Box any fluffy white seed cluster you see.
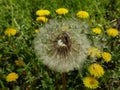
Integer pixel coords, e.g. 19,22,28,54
34,18,90,73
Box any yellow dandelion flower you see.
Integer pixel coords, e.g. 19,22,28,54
35,29,40,33
56,8,68,15
36,9,50,16
15,60,25,67
76,11,89,19
106,28,119,37
88,47,101,58
36,16,48,23
4,28,17,36
6,72,19,82
102,52,112,62
92,28,102,34
88,63,105,78
83,76,99,89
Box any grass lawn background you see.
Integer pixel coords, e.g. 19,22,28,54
0,0,120,90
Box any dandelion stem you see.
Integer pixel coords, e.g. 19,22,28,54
62,72,66,90
54,73,59,90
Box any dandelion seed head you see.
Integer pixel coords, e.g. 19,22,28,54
34,19,90,72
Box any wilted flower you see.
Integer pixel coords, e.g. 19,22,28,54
88,63,105,78
106,28,119,37
83,76,99,89
88,47,101,58
102,52,112,62
92,28,102,34
36,9,50,16
34,19,90,72
15,60,25,67
36,16,48,23
76,11,89,19
6,72,19,82
4,28,17,36
56,8,68,15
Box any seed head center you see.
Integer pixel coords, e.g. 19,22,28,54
53,32,72,57
57,39,67,47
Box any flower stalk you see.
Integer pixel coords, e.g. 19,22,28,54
62,72,66,90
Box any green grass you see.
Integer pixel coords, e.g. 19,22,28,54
0,0,120,90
